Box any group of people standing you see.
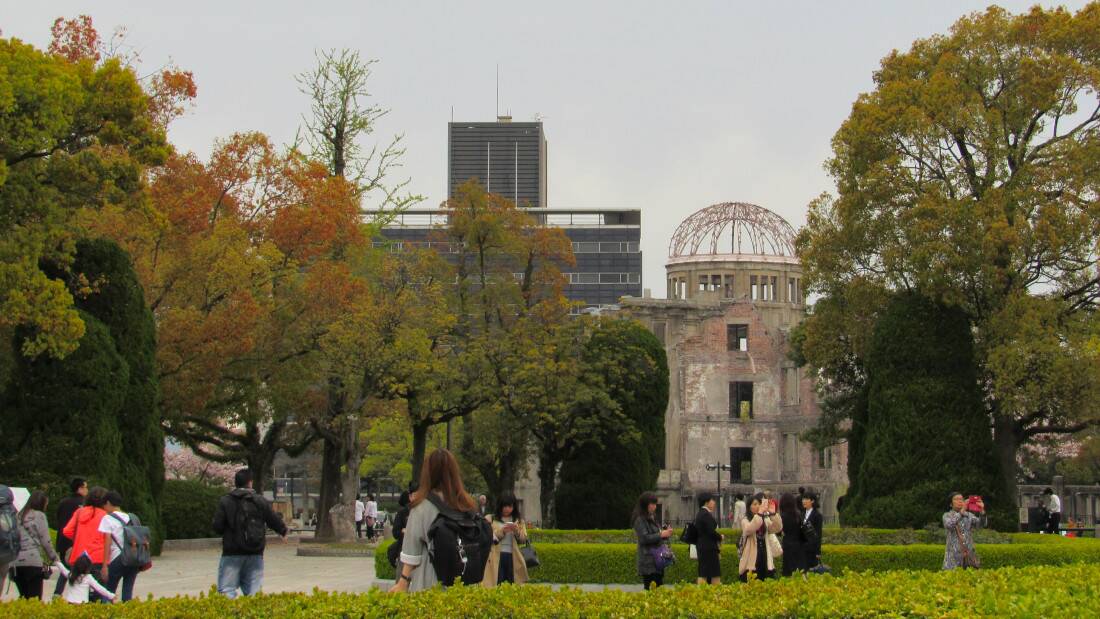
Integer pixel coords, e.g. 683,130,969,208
633,489,824,588
1,478,144,604
354,494,378,541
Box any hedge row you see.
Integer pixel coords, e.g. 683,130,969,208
9,563,1100,617
527,526,1014,545
375,540,1100,583
161,479,225,539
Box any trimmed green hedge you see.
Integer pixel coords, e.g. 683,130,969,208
527,526,1013,545
376,539,1100,583
8,563,1100,617
162,479,225,539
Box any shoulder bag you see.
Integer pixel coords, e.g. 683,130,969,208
954,524,980,569
520,539,540,569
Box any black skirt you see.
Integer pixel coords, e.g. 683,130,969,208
697,546,721,579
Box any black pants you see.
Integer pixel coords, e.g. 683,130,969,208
497,551,515,584
642,572,664,589
1045,512,1061,534
356,520,363,538
12,566,45,600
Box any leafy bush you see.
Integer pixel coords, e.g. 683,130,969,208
376,539,1100,583
11,563,1097,617
161,479,226,539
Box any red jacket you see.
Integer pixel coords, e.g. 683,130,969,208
62,506,107,564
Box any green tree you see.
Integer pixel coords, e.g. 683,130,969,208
555,318,669,529
1,310,126,490
67,238,166,549
0,35,168,358
295,48,421,539
842,292,1009,529
795,4,1100,500
1,239,166,546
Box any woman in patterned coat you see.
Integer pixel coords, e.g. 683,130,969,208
943,491,983,570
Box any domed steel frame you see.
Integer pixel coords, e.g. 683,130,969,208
669,202,797,259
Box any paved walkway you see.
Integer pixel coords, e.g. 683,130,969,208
2,544,646,602
1,544,377,602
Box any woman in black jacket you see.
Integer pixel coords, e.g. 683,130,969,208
694,492,723,584
801,492,824,569
632,492,672,589
778,492,804,576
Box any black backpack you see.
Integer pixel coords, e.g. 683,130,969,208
232,493,267,553
0,485,20,564
679,521,698,545
426,494,493,586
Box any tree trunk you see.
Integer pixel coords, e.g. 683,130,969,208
411,421,430,483
538,450,559,529
992,414,1021,505
246,448,277,497
315,435,342,539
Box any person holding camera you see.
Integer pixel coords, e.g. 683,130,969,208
632,492,673,589
739,492,782,582
943,491,983,570
694,492,724,584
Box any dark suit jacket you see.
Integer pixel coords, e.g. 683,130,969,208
802,508,824,561
54,494,83,554
694,508,721,554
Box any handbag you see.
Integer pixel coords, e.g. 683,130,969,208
954,524,980,569
801,519,819,545
520,540,540,569
649,543,676,571
689,544,698,560
766,532,783,558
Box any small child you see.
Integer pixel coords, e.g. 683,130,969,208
56,553,119,604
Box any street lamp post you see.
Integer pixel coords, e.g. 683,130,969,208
705,462,733,527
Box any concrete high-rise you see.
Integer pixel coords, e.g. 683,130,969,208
448,118,547,208
380,117,642,312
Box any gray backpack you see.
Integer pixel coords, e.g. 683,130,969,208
0,485,20,564
110,512,152,567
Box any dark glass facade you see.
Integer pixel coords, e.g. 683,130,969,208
378,208,642,311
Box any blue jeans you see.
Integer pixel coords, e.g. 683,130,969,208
217,555,264,598
107,556,140,601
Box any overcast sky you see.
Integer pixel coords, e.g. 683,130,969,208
4,1,1089,297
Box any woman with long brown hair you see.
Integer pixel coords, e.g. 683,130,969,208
390,449,478,592
11,490,60,599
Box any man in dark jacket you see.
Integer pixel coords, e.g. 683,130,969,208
52,477,87,598
212,469,288,598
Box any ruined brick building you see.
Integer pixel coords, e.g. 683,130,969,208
618,202,848,525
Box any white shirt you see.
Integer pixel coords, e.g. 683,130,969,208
803,508,814,524
98,511,131,564
732,501,746,524
365,500,378,519
1048,494,1062,514
354,500,365,521
56,562,114,603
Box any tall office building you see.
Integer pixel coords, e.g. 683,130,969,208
449,118,547,208
381,117,642,311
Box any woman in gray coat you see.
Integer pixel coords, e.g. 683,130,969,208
943,491,983,570
632,492,672,589
12,490,61,599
